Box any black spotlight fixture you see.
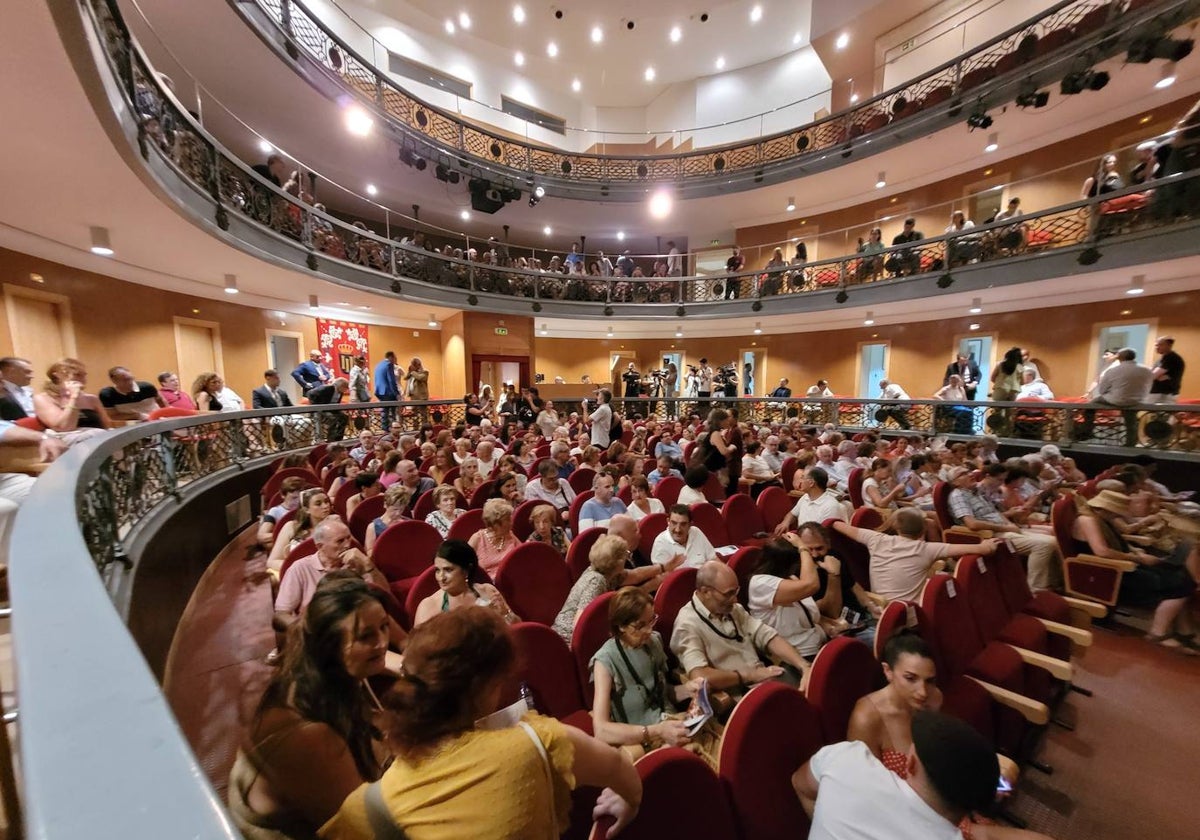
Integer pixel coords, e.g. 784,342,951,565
528,185,545,207
390,280,403,294
1015,89,1050,108
840,142,853,159
1128,36,1193,63
1060,69,1109,94
467,294,479,306
966,101,993,130
1077,246,1102,265
751,300,763,312
675,305,686,317
434,163,460,184
603,305,614,317
937,273,954,289
532,301,542,312
400,148,426,171
835,289,849,304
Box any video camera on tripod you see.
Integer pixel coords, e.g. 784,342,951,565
713,363,739,396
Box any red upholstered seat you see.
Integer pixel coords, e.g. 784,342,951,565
280,537,315,581
654,567,698,655
306,443,327,468
372,520,441,606
261,467,321,503
756,486,793,532
511,498,542,540
779,457,799,493
717,683,825,840
568,489,595,537
569,468,597,494
445,507,485,543
847,467,866,509
1051,495,1130,606
571,590,616,705
566,527,605,583
826,517,872,592
873,600,916,661
726,546,761,608
617,483,633,505
404,566,438,625
347,494,385,544
806,636,885,742
331,480,357,518
494,542,573,627
993,545,1074,629
591,748,737,840
931,481,955,532
701,472,725,503
410,488,435,522
274,507,297,533
468,480,494,509
509,622,588,723
849,506,883,530
689,503,730,548
722,494,766,546
653,475,684,508
637,512,668,562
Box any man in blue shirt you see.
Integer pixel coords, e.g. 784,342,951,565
647,454,683,488
373,350,399,428
291,349,331,395
578,473,627,531
653,430,683,465
564,243,584,272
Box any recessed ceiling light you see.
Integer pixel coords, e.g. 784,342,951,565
514,51,525,66
1139,114,1153,124
1127,275,1145,295
863,311,875,326
1156,62,1177,89
571,78,581,92
308,295,319,309
607,327,614,336
969,323,981,331
835,32,849,50
258,138,272,153
648,189,672,219
616,231,625,241
365,184,378,196
428,315,439,327
984,132,998,153
343,104,373,136
675,328,684,337
591,26,604,44
669,25,682,43
512,4,525,24
544,225,553,235
1120,309,1132,315
750,5,763,23
89,226,114,256
444,19,455,35
850,92,859,104
715,55,726,70
644,66,656,82
547,41,558,57
875,171,887,189
969,297,982,314
539,326,548,335
223,274,238,294
786,197,795,211
460,210,470,220
458,11,471,29
753,323,763,334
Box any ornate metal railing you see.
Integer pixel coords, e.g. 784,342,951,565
237,0,1200,197
607,396,1200,453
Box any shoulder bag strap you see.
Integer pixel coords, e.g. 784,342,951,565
518,720,559,831
364,780,409,840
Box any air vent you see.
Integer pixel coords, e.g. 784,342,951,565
500,96,566,135
387,52,472,99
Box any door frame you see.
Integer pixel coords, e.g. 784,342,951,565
738,347,766,397
471,354,530,394
264,328,304,370
1088,317,1159,387
855,339,891,398
173,316,225,378
951,330,998,392
3,283,77,359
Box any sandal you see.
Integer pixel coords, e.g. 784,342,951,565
1175,633,1200,652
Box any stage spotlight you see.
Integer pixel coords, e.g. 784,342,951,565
1077,246,1101,265
1060,69,1109,94
434,163,460,184
1128,36,1193,63
937,273,955,289
966,103,993,130
835,289,848,304
528,184,546,207
400,148,427,170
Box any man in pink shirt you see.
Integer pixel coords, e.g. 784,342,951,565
273,517,387,628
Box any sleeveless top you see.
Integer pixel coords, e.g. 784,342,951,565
695,432,726,472
77,408,105,428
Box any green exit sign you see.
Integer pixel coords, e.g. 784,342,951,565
494,327,509,336
710,239,720,245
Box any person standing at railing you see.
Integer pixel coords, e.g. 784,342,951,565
724,246,745,299
1150,336,1184,404
1077,348,1153,447
942,354,981,401
989,347,1024,401
622,362,642,399
373,351,400,429
292,349,332,396
877,380,912,430
309,378,351,441
887,218,923,277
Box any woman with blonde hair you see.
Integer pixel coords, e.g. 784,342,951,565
453,455,485,500
552,535,629,643
468,498,520,576
364,483,412,555
192,371,225,412
33,357,112,444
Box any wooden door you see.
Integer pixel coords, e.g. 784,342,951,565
4,286,74,375
174,318,223,389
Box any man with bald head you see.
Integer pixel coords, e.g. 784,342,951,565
670,560,812,699
397,459,434,513
608,514,679,592
273,517,387,629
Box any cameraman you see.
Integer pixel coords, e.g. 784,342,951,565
622,362,642,399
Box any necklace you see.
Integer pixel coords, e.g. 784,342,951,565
486,529,509,551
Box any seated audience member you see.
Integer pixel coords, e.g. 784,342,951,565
608,514,677,591
98,366,165,422
749,538,842,661
394,459,435,509
1074,488,1197,652
268,488,336,572
826,441,860,492
191,371,226,412
256,476,306,549
453,455,486,500
677,465,710,507
946,466,1063,592
424,484,465,538
627,476,666,522
347,430,375,464
551,440,577,479
319,609,641,839
274,519,389,630
409,540,517,628
377,452,404,489
671,561,812,699
345,472,382,520
468,498,521,576
452,437,472,465
328,459,360,499
363,484,412,555
740,440,780,497
322,444,351,481
228,575,390,838
34,357,113,444
426,447,453,485
863,458,909,509
829,510,997,604
761,435,786,474
552,535,629,643
0,356,34,420
528,503,570,556
524,458,576,524
794,711,1010,840
774,467,847,535
475,440,499,478
1016,369,1054,401
654,430,684,463
156,371,196,411
651,504,718,569
0,419,66,562
647,454,683,488
579,472,629,531
490,471,524,505
591,586,703,755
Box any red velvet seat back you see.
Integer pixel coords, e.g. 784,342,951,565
468,480,495,509
445,507,485,543
572,590,616,705
779,457,799,493
849,506,883,530
347,494,386,544
805,636,885,742
755,486,792,532
717,683,824,840
932,481,955,531
569,468,597,494
726,546,761,608
689,503,730,548
306,443,327,468
568,490,595,537
592,749,737,840
509,622,586,720
873,601,919,662
404,566,438,625
722,494,764,544
654,567,698,652
494,542,574,627
280,537,316,581
653,476,684,508
372,520,441,581
847,467,866,509
701,472,725,503
261,467,320,503
919,574,983,678
410,488,436,522
1050,495,1079,558
331,480,357,519
565,527,605,583
826,519,872,592
637,512,668,561
953,553,1014,645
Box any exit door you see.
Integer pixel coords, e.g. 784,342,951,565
859,343,888,399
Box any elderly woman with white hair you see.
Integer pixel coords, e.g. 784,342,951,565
552,535,629,643
453,455,485,500
468,498,521,576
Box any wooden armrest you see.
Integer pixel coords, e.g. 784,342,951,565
1060,595,1106,620
1033,617,1093,647
967,677,1050,726
0,444,49,476
945,526,989,540
1072,552,1137,573
1007,645,1073,681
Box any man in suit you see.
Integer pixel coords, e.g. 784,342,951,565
943,354,982,400
0,357,35,420
291,349,331,395
308,377,350,441
374,350,400,429
252,369,294,446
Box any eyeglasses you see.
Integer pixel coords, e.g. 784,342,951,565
707,585,741,599
627,614,659,632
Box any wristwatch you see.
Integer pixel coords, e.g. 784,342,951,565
641,726,653,751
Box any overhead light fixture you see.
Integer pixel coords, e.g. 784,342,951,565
875,171,886,189
343,104,373,136
308,295,319,309
644,66,656,82
863,311,875,326
1128,35,1193,63
399,148,426,170
257,138,272,153
969,297,982,314
714,55,726,70
571,78,582,92
675,327,684,337
444,19,456,35
591,26,603,44
750,5,763,23
543,225,553,235
512,4,525,24
539,324,548,336
835,32,849,50
528,185,544,207
428,314,439,327
460,209,470,221
1015,84,1050,108
1127,275,1145,295
648,188,672,219
966,103,993,129
969,323,981,331
850,92,859,104
514,51,525,66
223,274,238,294
786,197,796,211
434,163,460,184
753,323,763,334
457,11,471,29
1060,69,1109,94
607,326,614,336
366,184,378,196
984,132,998,153
547,41,558,58
669,25,682,43
1157,62,1177,89
616,231,625,241
89,226,113,256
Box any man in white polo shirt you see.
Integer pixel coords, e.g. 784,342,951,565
650,504,717,569
773,467,849,535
